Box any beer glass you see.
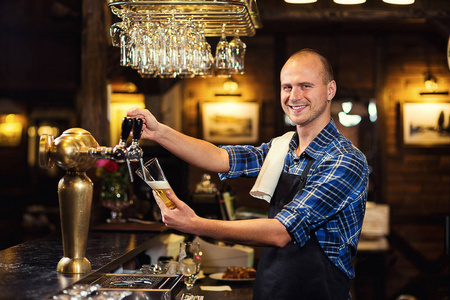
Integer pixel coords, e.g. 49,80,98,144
135,158,177,209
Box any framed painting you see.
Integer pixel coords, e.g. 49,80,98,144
201,101,259,144
401,101,450,147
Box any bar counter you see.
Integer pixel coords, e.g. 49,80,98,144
0,224,254,300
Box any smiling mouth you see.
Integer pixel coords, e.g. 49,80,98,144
289,105,307,111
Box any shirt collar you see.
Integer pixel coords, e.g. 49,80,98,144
289,119,339,160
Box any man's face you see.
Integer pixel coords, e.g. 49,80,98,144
280,54,336,129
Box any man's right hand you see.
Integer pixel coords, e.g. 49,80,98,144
126,108,161,142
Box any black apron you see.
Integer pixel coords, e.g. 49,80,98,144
253,159,351,300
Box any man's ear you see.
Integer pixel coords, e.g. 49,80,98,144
327,80,337,101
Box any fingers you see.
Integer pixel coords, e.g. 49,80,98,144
165,190,183,208
152,190,166,211
153,190,173,227
126,107,146,117
127,109,148,125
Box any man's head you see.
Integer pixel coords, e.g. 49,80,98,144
288,49,334,84
280,49,337,130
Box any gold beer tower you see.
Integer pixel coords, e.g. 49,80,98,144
38,118,145,274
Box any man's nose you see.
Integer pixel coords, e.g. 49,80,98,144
291,86,303,100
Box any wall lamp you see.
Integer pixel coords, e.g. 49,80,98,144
424,74,438,93
215,76,241,97
420,74,449,96
223,76,239,93
285,0,414,4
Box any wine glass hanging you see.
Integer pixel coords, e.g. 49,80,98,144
111,18,246,78
106,0,260,78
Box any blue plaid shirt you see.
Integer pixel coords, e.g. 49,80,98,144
219,120,369,278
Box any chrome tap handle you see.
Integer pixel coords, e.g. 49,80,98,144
116,117,134,181
127,118,143,161
128,118,144,161
128,118,146,182
112,117,133,162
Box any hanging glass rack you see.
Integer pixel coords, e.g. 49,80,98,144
106,0,262,37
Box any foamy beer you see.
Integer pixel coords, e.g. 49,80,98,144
136,158,177,209
146,180,176,209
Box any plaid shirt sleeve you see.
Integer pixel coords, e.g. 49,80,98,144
218,142,271,180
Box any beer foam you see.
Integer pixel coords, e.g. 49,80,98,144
147,180,171,190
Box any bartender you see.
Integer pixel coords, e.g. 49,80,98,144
127,48,369,300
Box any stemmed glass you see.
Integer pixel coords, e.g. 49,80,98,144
110,22,124,47
229,29,246,75
110,13,220,78
178,242,202,298
214,24,231,77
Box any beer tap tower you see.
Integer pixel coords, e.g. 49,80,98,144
39,117,145,274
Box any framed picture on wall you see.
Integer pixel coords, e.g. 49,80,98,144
201,101,259,144
401,101,450,147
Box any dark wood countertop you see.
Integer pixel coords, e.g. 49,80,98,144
0,223,254,300
0,227,163,300
0,219,386,300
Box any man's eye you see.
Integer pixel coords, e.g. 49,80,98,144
283,86,292,92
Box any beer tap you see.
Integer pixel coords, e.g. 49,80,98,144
38,116,147,274
112,117,134,163
113,117,134,181
127,117,146,182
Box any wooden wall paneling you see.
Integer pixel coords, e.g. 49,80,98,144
78,0,109,146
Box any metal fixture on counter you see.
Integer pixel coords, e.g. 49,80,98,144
106,0,262,78
39,117,145,274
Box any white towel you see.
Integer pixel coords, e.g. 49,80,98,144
250,131,295,203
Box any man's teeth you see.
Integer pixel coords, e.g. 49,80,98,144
291,105,306,109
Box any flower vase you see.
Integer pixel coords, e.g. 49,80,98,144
100,182,130,223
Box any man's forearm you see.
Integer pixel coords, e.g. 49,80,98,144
153,123,230,173
191,217,292,248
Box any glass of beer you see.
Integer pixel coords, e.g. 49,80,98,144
135,158,176,209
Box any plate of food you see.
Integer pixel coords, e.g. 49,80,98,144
209,267,256,282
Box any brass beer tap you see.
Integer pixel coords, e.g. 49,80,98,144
39,117,144,274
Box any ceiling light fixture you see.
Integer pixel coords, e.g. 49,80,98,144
285,0,414,4
285,0,317,3
382,0,414,4
333,0,366,4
